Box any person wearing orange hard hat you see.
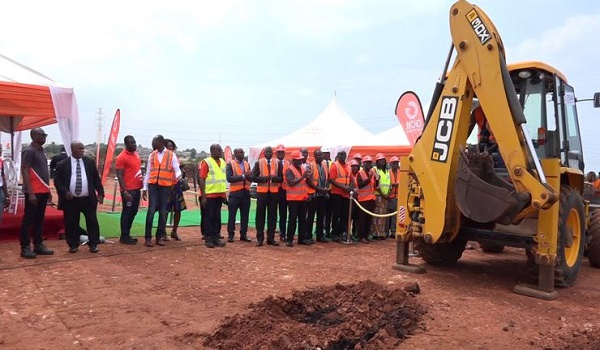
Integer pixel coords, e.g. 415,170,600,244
320,146,333,239
372,153,390,240
351,153,362,168
285,150,311,247
387,156,400,237
355,155,377,243
306,149,330,243
275,144,288,242
329,150,351,242
251,146,283,246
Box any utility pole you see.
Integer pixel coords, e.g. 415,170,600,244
95,108,104,168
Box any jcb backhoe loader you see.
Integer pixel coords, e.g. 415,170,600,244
393,0,600,300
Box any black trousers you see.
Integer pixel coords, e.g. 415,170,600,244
331,194,349,239
120,189,141,240
306,196,326,240
63,196,100,248
324,193,333,236
20,193,49,248
200,202,206,237
356,200,375,239
287,200,307,243
255,192,278,242
227,191,251,239
205,197,224,239
278,189,287,238
145,184,170,239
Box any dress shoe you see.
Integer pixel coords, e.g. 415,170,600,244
20,247,37,259
299,240,312,245
366,237,375,242
119,237,138,245
227,238,235,243
89,246,99,253
205,240,215,248
240,237,252,242
316,238,329,243
213,239,226,247
170,232,182,241
69,246,79,253
256,241,264,247
359,238,370,244
307,239,315,245
161,235,170,241
34,244,54,255
267,240,279,246
286,241,293,247
280,235,286,242
155,239,166,246
332,236,341,243
144,239,154,247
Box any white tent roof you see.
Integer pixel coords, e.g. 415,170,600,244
257,97,375,148
370,125,410,146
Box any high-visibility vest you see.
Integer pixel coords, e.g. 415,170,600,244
307,160,329,195
349,172,358,199
357,169,376,202
148,150,175,186
474,106,495,142
377,168,390,196
204,157,227,194
256,158,279,193
286,165,308,201
389,169,399,199
228,160,251,192
280,159,289,190
330,161,349,197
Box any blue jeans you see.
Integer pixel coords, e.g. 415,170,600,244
121,189,141,240
145,184,170,240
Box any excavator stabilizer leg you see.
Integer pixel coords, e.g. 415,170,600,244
513,265,558,300
392,240,426,274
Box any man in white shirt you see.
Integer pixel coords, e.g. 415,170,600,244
142,135,182,247
54,141,104,253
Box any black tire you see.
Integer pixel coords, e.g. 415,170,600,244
479,242,505,253
587,209,600,268
415,237,467,266
554,186,586,287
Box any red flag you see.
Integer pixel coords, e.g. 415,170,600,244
395,91,425,146
101,109,121,186
224,145,233,162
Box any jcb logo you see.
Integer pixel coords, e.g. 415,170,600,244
466,9,491,45
431,96,458,163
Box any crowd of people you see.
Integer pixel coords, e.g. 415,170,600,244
3,127,403,258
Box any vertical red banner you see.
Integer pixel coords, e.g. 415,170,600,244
395,91,425,146
224,145,232,162
101,109,121,186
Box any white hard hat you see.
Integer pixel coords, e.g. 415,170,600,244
321,146,331,153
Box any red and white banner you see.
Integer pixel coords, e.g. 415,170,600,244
395,91,425,146
101,109,121,186
224,145,233,162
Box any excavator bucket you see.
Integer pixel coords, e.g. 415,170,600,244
455,148,522,223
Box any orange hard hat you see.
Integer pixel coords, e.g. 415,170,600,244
291,150,303,160
362,155,373,162
275,144,286,152
390,156,400,162
348,159,359,166
352,153,362,160
375,153,385,161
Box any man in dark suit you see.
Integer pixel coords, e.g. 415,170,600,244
54,141,104,253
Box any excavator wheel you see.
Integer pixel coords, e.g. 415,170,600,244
479,242,505,253
586,209,600,268
415,236,468,266
553,186,586,287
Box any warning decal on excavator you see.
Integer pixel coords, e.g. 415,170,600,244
431,96,458,163
466,9,491,45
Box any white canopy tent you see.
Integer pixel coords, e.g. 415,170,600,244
0,53,79,214
249,98,377,164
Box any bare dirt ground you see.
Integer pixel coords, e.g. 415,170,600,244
1,224,600,350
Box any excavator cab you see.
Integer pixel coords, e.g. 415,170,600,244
393,0,598,300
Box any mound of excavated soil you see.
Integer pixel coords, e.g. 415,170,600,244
203,280,425,350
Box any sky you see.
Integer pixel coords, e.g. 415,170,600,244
1,0,600,169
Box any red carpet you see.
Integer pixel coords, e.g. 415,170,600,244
0,206,65,241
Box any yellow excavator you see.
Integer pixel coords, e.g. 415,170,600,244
393,0,600,300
